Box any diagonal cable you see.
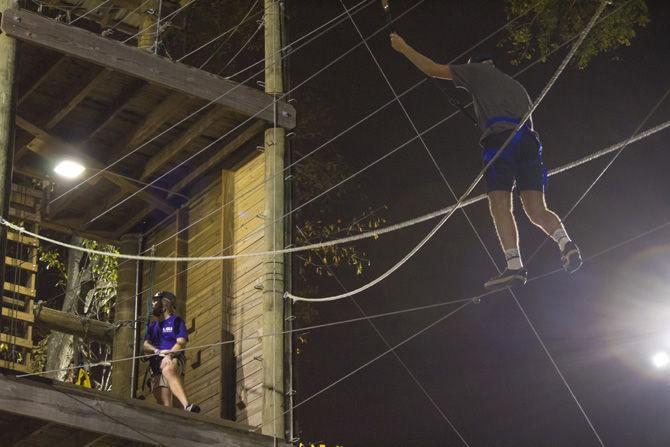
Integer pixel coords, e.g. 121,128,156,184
297,225,472,445
17,215,670,381
286,0,611,302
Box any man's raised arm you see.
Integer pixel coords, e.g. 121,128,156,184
390,32,453,80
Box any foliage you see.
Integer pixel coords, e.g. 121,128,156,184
501,0,649,68
36,239,119,387
39,246,67,288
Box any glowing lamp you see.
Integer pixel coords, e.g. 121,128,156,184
54,160,85,179
652,351,669,369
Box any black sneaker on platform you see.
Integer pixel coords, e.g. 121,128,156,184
185,403,201,413
484,268,527,291
561,241,582,274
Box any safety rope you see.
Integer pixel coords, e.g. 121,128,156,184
2,118,668,267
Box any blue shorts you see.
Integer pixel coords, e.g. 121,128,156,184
481,129,548,193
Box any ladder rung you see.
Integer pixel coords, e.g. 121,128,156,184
10,192,38,209
8,207,40,223
0,333,33,349
0,360,31,373
2,296,29,309
1,307,34,323
11,183,42,199
6,231,39,247
3,282,36,297
4,256,38,272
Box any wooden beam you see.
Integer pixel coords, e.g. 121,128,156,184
17,55,67,106
15,117,175,215
39,219,118,245
113,203,152,237
0,375,290,447
127,93,184,151
45,68,111,129
82,187,129,230
15,67,111,161
105,92,184,165
1,9,296,129
167,120,265,198
141,106,229,181
34,305,115,344
85,80,147,143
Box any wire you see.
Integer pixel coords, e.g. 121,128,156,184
122,0,197,44
285,0,609,302
186,0,261,67
3,118,668,265
16,215,670,380
68,0,113,25
216,19,264,76
116,0,633,267
48,0,377,207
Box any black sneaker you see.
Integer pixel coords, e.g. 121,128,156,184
561,241,582,273
185,403,201,413
484,268,527,290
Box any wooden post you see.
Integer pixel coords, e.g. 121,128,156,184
137,2,157,51
111,233,140,398
261,0,285,437
0,0,18,324
34,305,114,344
220,169,235,420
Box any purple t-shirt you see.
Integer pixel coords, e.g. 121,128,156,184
145,315,188,351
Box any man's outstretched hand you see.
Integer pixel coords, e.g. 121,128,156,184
390,32,408,53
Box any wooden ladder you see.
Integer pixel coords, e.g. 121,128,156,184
1,183,41,373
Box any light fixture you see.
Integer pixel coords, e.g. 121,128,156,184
54,160,85,179
652,351,669,369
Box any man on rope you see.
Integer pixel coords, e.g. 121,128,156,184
143,291,200,412
390,33,582,289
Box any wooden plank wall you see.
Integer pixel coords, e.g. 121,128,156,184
136,152,269,427
137,214,177,401
183,180,223,417
230,153,266,426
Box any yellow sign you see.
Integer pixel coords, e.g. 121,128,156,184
76,368,91,388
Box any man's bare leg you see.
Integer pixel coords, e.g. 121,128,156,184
488,191,519,252
161,358,189,408
153,386,172,407
520,190,582,272
519,190,562,236
484,191,528,289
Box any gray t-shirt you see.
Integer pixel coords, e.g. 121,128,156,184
450,63,534,142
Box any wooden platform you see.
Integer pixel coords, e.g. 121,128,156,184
0,374,291,447
0,7,294,240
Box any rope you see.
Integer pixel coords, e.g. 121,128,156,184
286,0,608,302
2,118,668,265
123,0,634,270
24,0,638,319
15,216,670,380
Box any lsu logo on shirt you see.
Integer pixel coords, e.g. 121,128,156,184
162,325,174,334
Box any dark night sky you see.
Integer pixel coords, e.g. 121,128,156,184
288,1,670,446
